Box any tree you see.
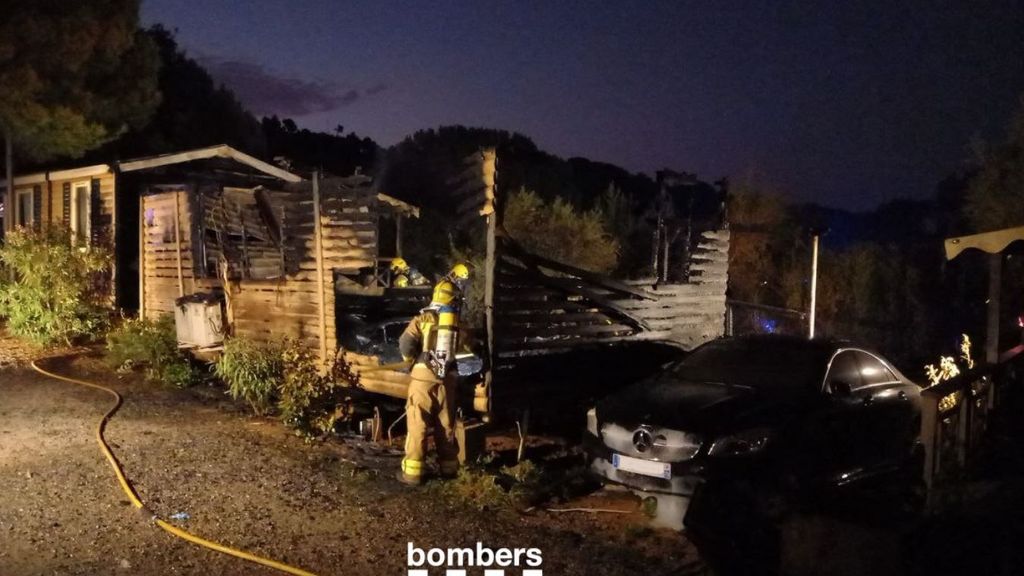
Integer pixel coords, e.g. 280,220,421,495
109,26,265,158
503,188,619,274
0,0,159,233
964,95,1024,232
726,175,794,305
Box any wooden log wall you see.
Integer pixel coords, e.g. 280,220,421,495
315,178,379,274
265,177,379,277
493,229,729,360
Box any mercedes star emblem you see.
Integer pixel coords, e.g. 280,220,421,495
632,427,654,452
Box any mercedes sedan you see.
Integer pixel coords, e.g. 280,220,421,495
583,335,924,527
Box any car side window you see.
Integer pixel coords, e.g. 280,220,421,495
854,351,898,386
825,351,864,395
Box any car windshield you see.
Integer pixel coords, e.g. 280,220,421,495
673,339,829,392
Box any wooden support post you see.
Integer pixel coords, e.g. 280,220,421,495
395,214,403,257
173,191,185,298
809,233,820,339
482,148,499,421
986,252,1001,364
138,197,146,319
313,171,328,369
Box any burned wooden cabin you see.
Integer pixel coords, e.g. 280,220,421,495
343,148,731,419
132,146,419,358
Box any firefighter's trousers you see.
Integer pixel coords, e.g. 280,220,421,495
401,363,459,480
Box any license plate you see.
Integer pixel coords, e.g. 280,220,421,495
612,453,672,480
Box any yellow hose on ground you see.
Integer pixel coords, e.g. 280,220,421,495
30,360,319,576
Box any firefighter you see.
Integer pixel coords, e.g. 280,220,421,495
390,257,429,288
390,257,412,288
397,263,471,485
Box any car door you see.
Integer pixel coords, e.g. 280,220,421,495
798,350,867,486
852,351,917,468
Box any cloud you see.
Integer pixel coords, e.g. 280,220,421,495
198,56,388,117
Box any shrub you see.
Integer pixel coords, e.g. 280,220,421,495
433,460,560,512
215,337,284,415
106,315,200,388
0,226,111,345
277,343,351,437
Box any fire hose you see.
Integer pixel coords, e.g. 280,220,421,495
30,360,319,576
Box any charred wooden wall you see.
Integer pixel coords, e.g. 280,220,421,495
140,182,377,355
493,229,728,359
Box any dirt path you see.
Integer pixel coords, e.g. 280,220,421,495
0,355,703,576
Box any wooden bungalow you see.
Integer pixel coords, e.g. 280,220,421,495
2,144,419,363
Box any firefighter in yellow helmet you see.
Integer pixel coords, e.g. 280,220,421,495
396,263,471,485
390,258,411,288
391,257,429,288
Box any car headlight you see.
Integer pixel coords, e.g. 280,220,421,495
707,428,773,457
586,407,599,437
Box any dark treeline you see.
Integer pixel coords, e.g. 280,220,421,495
13,22,1024,377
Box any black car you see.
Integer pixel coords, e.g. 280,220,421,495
339,314,484,376
583,335,923,525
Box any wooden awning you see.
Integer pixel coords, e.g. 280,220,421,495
945,226,1024,260
376,193,420,218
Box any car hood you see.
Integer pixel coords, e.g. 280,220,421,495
597,374,804,434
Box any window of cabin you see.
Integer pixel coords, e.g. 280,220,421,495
15,188,33,228
71,181,91,242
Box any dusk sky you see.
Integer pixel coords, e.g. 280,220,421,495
141,1,1024,210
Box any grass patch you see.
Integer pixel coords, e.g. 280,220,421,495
432,458,596,512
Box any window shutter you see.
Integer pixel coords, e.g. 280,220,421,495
32,185,42,231
90,178,102,245
62,182,71,225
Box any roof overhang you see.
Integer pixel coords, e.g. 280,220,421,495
0,164,111,188
377,193,420,218
118,144,302,183
945,226,1024,260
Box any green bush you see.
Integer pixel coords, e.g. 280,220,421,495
214,337,285,415
106,316,200,388
0,226,111,345
277,344,350,437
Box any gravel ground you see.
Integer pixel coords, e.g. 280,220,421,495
0,353,705,576
0,327,86,368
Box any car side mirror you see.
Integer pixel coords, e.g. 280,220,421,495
830,379,853,398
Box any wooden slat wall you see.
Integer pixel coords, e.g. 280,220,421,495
493,229,729,360
314,177,378,273
142,190,203,316
141,183,372,357
199,187,284,279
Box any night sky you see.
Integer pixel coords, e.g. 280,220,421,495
141,1,1024,210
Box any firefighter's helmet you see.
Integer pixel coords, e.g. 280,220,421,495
391,257,409,273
